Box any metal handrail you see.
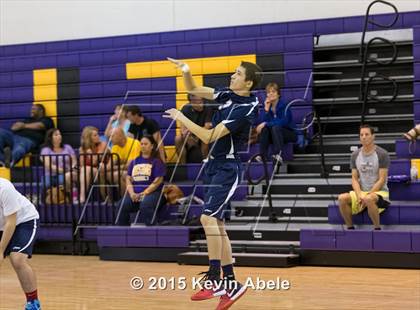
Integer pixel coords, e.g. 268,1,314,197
245,154,277,223
359,0,399,125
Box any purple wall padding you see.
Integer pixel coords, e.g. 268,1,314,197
300,229,336,250
414,27,420,44
414,45,420,62
0,11,418,58
97,226,127,247
415,64,420,82
415,82,420,101
126,227,157,247
373,231,412,252
284,52,313,70
403,12,420,28
414,102,420,120
315,18,344,34
389,159,411,176
287,20,315,35
284,70,312,88
335,230,373,251
395,140,420,158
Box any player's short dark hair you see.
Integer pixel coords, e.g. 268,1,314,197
360,124,375,134
125,105,142,117
240,61,262,91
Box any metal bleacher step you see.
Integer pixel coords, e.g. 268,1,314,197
313,75,413,86
230,216,328,224
312,94,413,105
273,172,351,179
247,194,339,200
318,114,413,123
177,251,300,267
313,56,413,68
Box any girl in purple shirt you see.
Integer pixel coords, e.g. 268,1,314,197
117,135,166,225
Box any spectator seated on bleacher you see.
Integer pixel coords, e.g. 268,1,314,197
117,135,166,226
338,125,390,230
0,104,54,168
175,94,213,163
125,105,166,163
79,126,109,204
106,127,141,197
40,128,77,193
255,82,297,165
102,104,131,146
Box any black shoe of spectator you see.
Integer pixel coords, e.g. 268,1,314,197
3,147,11,168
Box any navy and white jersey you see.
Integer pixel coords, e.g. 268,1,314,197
0,178,39,231
209,88,258,160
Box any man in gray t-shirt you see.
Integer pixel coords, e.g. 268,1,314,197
338,125,390,230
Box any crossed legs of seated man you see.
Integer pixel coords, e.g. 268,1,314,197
338,191,386,229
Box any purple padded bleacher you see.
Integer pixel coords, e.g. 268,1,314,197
328,204,403,225
335,230,373,251
412,231,420,252
97,226,190,248
37,226,73,241
389,182,420,200
127,227,157,247
373,231,412,252
300,229,420,253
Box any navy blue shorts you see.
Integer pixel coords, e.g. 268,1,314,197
1,219,39,259
202,160,241,220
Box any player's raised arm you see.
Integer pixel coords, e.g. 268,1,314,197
167,57,215,100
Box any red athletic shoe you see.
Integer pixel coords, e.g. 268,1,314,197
191,272,226,301
216,282,247,310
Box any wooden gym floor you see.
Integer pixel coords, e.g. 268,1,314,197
0,255,419,309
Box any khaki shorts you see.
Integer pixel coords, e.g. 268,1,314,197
349,190,390,215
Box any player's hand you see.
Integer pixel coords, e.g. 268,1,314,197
167,57,186,69
256,122,266,135
163,108,182,121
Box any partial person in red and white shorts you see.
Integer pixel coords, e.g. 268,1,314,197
0,177,41,310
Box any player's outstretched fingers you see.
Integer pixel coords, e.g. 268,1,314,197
163,108,180,120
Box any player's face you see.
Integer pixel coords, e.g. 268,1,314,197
52,130,62,146
230,66,252,91
360,128,374,146
140,138,153,156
